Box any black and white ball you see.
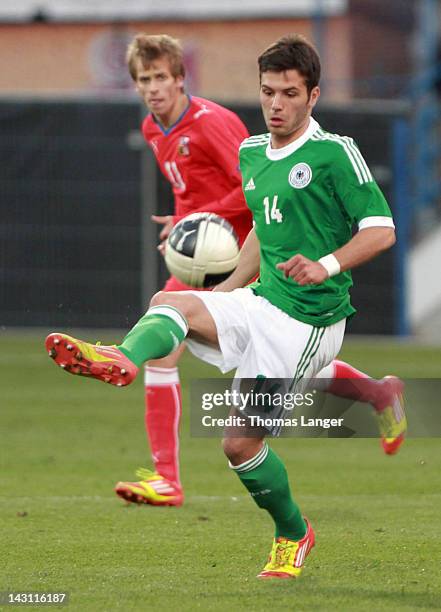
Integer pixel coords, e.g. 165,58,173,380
165,213,240,288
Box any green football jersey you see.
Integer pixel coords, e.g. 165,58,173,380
239,117,394,327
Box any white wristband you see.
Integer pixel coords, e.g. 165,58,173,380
318,254,341,278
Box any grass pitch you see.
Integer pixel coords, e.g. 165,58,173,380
1,332,441,611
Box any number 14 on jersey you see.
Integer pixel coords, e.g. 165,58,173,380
263,196,283,224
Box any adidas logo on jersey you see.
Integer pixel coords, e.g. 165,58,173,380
245,177,256,191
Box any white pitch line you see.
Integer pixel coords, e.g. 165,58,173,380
1,495,246,503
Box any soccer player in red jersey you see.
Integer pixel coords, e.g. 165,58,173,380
107,34,406,508
114,34,252,506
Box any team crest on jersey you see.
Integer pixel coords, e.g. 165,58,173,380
289,163,312,189
178,136,191,156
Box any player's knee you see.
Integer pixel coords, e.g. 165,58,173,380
149,291,185,310
149,291,201,323
222,436,266,466
222,437,239,463
149,291,167,307
222,437,248,464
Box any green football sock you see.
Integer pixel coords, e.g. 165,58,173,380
231,444,307,540
117,305,188,367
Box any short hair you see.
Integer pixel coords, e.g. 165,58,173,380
258,34,321,94
126,33,185,81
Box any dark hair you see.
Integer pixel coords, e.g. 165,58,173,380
258,34,321,94
126,33,185,81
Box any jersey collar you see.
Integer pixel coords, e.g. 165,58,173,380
153,95,192,136
265,117,320,161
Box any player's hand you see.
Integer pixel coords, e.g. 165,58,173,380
157,241,166,257
151,215,174,241
276,254,329,285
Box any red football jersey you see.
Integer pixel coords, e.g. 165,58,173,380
142,96,252,246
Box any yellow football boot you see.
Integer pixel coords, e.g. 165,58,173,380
46,332,138,387
115,468,183,507
258,518,315,579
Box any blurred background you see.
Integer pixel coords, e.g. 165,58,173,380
1,0,440,340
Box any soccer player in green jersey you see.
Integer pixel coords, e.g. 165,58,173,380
45,34,406,579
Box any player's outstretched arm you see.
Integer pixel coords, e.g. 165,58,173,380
214,228,260,292
277,226,395,286
331,226,396,272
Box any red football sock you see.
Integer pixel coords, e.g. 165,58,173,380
144,366,182,488
326,359,383,407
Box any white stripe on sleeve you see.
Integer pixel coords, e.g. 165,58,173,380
358,216,395,230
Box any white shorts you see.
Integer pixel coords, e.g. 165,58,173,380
185,288,345,385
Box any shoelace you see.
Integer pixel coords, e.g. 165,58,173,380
377,408,402,437
274,541,295,566
136,467,157,481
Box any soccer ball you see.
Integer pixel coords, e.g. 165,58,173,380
165,212,240,288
